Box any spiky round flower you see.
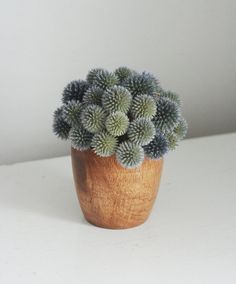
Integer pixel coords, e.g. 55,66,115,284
91,131,118,157
174,117,188,139
83,86,104,106
92,70,119,90
143,133,168,159
62,80,88,104
52,107,71,139
130,94,156,120
81,105,106,133
127,118,155,146
166,133,178,151
160,90,181,107
86,68,104,84
116,141,144,169
142,72,160,93
102,86,132,113
105,111,129,136
114,67,135,83
70,125,93,151
152,98,180,133
62,101,82,126
123,72,159,96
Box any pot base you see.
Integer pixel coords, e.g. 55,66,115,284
84,216,147,230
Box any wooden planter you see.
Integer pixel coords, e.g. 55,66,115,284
71,147,163,229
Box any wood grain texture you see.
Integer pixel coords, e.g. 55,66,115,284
71,148,163,229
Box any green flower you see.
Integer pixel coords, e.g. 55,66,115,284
152,97,180,133
116,141,144,169
114,67,135,83
62,80,88,103
70,125,93,150
86,68,104,84
81,105,106,133
92,70,118,90
123,72,159,96
174,117,188,139
102,86,132,113
105,111,129,136
159,90,181,107
127,118,155,146
130,94,156,119
166,133,178,151
62,101,82,126
83,86,104,106
52,107,71,140
91,131,118,157
143,133,168,159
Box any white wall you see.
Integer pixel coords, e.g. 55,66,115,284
0,0,236,165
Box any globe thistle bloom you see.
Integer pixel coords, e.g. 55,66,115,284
70,125,93,151
62,100,82,126
81,105,107,133
174,117,188,140
52,107,71,139
130,94,156,120
143,133,168,159
105,111,129,136
62,80,88,103
160,90,181,107
152,97,180,133
83,86,104,106
86,68,104,84
102,86,132,113
91,131,118,157
114,67,135,83
92,69,119,90
127,118,155,146
116,141,144,169
123,72,159,96
166,133,178,151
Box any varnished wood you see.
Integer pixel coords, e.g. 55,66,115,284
71,148,163,229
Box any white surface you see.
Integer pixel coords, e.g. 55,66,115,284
0,134,236,284
1,0,236,164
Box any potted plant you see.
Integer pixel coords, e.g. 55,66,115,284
52,67,187,229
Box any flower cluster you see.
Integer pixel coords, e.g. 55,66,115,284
53,67,187,169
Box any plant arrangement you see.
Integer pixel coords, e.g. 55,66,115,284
53,67,187,169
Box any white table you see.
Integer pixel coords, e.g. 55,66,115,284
0,133,236,284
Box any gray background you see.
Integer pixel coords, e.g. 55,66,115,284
0,0,235,165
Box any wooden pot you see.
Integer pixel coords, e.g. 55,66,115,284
71,147,163,229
